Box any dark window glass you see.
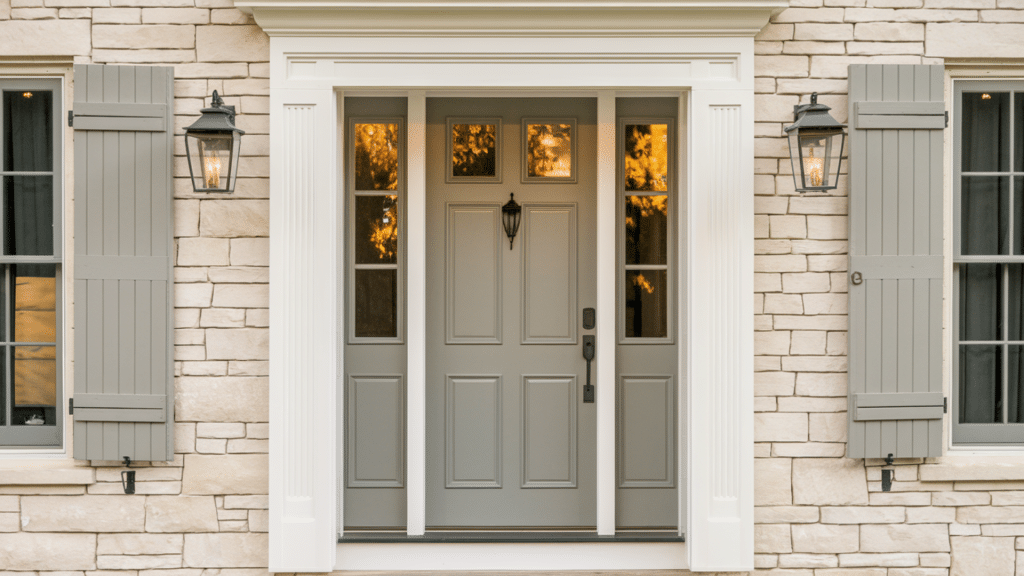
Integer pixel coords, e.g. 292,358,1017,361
959,264,1002,342
3,176,54,256
625,195,668,265
959,345,1003,424
354,195,398,265
962,91,1010,173
625,270,667,338
961,177,1010,255
12,345,55,427
1011,346,1024,424
451,124,497,177
1016,177,1024,255
1016,92,1024,172
355,269,397,338
1011,265,1024,341
12,264,56,344
3,90,53,173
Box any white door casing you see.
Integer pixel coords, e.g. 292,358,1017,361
235,0,782,571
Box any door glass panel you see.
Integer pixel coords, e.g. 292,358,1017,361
526,122,572,178
959,264,1002,342
961,176,1010,255
625,195,668,265
624,124,668,192
354,269,397,338
354,123,399,191
962,91,1010,173
354,195,398,264
3,90,53,172
451,123,497,178
13,264,56,343
3,176,54,256
625,270,668,338
959,345,1003,423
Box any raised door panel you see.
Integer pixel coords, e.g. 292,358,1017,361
446,375,503,487
521,375,577,488
522,204,577,344
347,376,405,488
618,376,675,488
446,204,502,344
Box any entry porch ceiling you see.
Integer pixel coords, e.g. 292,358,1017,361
233,0,789,37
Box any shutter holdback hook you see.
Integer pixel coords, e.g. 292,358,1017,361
121,457,136,495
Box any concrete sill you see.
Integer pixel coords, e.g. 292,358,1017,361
920,463,1024,482
0,468,95,485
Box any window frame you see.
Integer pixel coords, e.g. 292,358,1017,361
952,79,1024,445
0,77,64,449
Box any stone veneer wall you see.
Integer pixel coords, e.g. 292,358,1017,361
1,0,1024,575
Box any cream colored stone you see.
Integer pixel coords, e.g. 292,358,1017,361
921,463,1024,481
1,468,94,485
93,24,194,49
196,423,245,438
175,376,268,423
142,7,207,23
222,495,268,509
227,439,267,453
207,267,268,283
174,200,200,238
781,355,847,372
246,422,269,438
22,496,144,532
0,512,18,531
774,315,847,331
795,372,845,396
230,360,269,376
803,293,847,314
175,284,213,308
199,200,268,237
183,533,268,568
211,285,268,308
97,534,183,556
793,459,868,505
855,21,925,39
756,55,810,77
756,506,819,524
793,22,854,39
205,328,268,360
991,491,1024,505
756,524,793,553
809,413,848,443
907,506,956,524
196,438,226,454
755,371,796,396
772,442,845,457
199,308,246,328
0,533,96,570
177,238,229,266
782,272,830,293
820,506,905,524
792,524,858,553
181,454,268,495
0,496,18,512
756,330,792,355
245,309,269,328
764,294,804,314
176,423,196,454
816,570,885,576
951,537,1014,576
861,524,950,552
790,330,826,355
0,19,87,55
777,553,839,568
958,506,1024,524
756,457,793,506
196,25,269,62
756,413,808,442
920,553,951,567
756,255,807,273
95,468,181,482
181,361,227,376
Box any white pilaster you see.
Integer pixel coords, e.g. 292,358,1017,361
406,92,427,536
269,84,339,572
686,86,755,572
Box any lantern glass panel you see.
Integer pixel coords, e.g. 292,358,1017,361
789,129,843,191
188,132,235,192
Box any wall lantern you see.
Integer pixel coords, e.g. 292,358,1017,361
184,90,245,193
784,92,846,193
502,193,521,249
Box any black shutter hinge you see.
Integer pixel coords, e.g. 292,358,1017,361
944,397,948,414
68,398,73,415
68,110,73,127
945,111,949,128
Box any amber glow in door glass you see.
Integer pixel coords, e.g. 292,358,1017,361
625,124,669,192
355,195,398,265
625,270,668,338
527,123,572,178
12,264,56,343
625,195,668,265
451,124,497,177
13,346,56,426
354,123,399,191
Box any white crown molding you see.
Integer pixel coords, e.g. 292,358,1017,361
235,0,787,37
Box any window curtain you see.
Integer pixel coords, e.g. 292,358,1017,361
959,92,1024,425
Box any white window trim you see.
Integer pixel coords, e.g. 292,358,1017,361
0,67,70,456
235,1,781,571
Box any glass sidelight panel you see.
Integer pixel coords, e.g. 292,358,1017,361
625,270,668,339
624,124,669,192
625,195,668,265
355,195,399,265
354,123,399,191
354,269,398,338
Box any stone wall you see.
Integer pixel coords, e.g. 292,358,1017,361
753,1,1024,575
1,0,1024,574
0,1,272,573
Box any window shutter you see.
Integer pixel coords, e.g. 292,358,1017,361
847,64,945,459
72,64,174,462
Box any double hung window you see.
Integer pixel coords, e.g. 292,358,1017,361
954,81,1024,444
0,79,62,448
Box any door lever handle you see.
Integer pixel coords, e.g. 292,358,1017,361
582,335,595,403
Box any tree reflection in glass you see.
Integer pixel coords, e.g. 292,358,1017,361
354,123,399,191
451,123,497,177
625,124,669,192
625,195,667,265
527,123,572,178
355,195,398,264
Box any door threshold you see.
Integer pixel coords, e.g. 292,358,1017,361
339,531,684,543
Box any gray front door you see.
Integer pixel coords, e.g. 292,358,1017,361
426,98,597,528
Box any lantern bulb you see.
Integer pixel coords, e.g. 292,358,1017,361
803,147,825,188
204,156,222,188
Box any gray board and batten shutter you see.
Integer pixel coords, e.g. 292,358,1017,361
72,64,174,461
847,64,945,459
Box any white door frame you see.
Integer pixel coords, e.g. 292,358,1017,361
240,1,780,571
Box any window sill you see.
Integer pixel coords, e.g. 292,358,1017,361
0,466,94,485
921,457,1024,482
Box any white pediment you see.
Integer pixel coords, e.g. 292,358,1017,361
235,0,788,37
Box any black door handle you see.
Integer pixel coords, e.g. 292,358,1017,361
583,335,595,403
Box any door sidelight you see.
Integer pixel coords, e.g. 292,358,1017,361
583,335,595,403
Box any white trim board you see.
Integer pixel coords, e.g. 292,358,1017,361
251,2,767,572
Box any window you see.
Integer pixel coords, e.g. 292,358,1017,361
954,81,1024,444
0,79,62,447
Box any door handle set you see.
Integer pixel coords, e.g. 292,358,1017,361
583,335,595,403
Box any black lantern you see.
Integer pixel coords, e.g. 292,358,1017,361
184,90,245,193
784,93,846,193
502,193,521,250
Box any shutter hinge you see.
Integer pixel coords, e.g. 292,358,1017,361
945,110,949,128
68,398,73,415
68,110,73,127
944,397,948,414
